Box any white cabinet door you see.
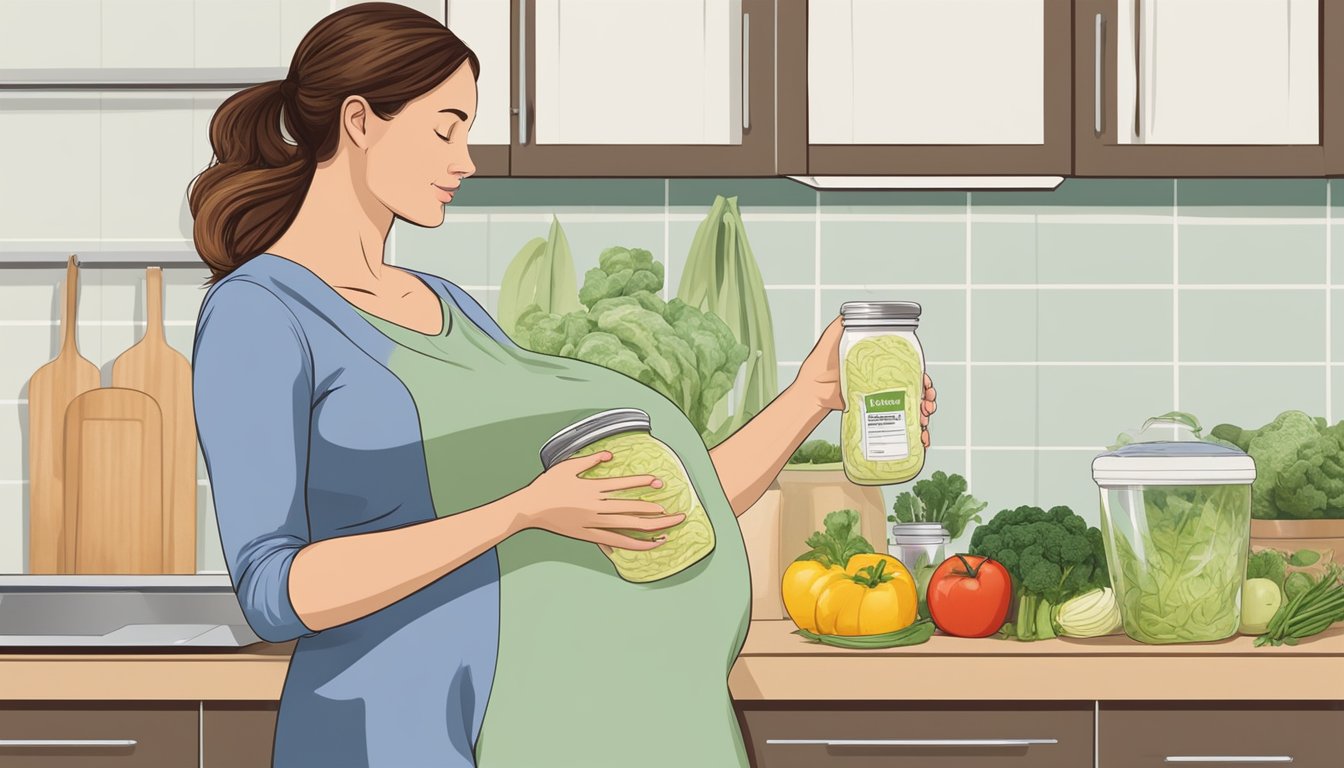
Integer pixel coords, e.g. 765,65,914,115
532,0,744,145
809,0,1045,145
448,0,511,146
1115,0,1318,145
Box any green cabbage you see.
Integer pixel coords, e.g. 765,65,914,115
570,430,715,583
840,334,924,485
1104,484,1250,644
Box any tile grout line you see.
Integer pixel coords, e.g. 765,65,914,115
1173,179,1180,411
814,191,821,338
1328,181,1333,424
965,192,973,490
663,179,670,301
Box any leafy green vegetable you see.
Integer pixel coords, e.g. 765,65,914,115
968,505,1110,641
1247,549,1288,591
514,246,749,445
1212,411,1337,520
888,471,987,541
1106,485,1249,644
497,216,581,337
677,195,777,446
796,509,875,568
1290,549,1322,567
1284,571,1315,601
787,439,843,466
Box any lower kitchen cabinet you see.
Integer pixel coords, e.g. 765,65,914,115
1098,702,1344,768
202,702,278,768
735,702,1093,767
0,702,197,767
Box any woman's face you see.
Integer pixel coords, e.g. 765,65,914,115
362,62,477,227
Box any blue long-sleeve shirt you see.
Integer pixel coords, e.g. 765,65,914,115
192,253,512,766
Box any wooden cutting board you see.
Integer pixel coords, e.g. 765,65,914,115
111,266,196,573
26,256,100,574
62,387,165,574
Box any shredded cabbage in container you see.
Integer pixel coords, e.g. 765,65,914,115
571,431,715,583
841,334,925,485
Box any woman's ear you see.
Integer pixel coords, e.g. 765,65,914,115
341,96,372,150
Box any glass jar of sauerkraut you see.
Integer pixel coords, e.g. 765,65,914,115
839,301,926,486
539,408,715,583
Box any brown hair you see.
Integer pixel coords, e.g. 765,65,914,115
188,2,479,285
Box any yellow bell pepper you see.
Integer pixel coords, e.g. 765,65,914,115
815,558,918,636
781,560,847,633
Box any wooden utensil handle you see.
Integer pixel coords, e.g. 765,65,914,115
146,266,164,342
63,255,79,351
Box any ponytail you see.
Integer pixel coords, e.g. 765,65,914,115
187,3,480,285
188,80,315,285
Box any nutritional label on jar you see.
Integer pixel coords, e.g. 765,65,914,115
861,389,909,461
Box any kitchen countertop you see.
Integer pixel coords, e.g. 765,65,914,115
2,621,1340,702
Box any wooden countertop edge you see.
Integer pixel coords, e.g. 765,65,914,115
2,624,1340,702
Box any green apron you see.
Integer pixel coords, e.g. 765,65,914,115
355,295,753,768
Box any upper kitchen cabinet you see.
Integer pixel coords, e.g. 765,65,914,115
445,0,512,176
796,0,1073,176
508,0,778,176
1076,0,1344,176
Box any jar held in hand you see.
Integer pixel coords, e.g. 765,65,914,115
838,301,927,485
540,408,715,583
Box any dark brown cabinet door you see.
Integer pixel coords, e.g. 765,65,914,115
737,702,1093,768
793,0,1073,176
0,703,197,767
202,702,278,768
1099,702,1344,768
1076,0,1342,177
508,0,778,176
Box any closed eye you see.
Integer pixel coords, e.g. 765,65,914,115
435,129,453,142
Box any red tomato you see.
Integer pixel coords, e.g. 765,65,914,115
927,554,1012,638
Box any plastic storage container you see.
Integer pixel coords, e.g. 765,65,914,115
889,522,949,618
1092,434,1256,644
540,408,715,583
838,301,926,486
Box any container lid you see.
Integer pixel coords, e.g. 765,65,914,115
891,534,951,544
841,301,922,325
539,408,651,470
1092,441,1256,486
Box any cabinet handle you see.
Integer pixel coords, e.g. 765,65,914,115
1095,11,1105,135
1133,0,1142,138
741,11,750,131
517,0,528,146
766,738,1059,747
1164,758,1293,764
0,740,138,747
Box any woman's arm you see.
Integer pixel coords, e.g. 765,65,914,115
709,383,828,516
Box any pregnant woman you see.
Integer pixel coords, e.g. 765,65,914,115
190,4,935,766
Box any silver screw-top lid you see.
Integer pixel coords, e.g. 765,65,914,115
539,408,652,470
841,301,922,326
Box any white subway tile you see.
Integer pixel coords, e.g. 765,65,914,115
0,97,102,239
100,95,195,239
0,403,24,484
0,483,23,573
196,0,281,68
102,0,194,68
0,0,101,68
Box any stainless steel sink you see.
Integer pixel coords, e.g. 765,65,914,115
0,575,264,648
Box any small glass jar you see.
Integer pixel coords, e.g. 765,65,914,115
539,408,715,583
839,301,927,485
889,523,949,619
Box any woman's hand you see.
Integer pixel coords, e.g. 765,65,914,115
516,451,684,550
794,315,939,447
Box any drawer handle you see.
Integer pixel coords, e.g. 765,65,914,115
767,738,1058,747
0,740,137,747
1165,758,1293,764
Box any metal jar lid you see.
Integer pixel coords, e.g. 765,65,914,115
539,408,652,470
841,301,922,326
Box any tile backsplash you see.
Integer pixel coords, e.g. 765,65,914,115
2,177,1338,571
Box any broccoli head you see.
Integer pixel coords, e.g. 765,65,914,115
969,505,1110,641
1272,427,1344,519
1241,411,1322,519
